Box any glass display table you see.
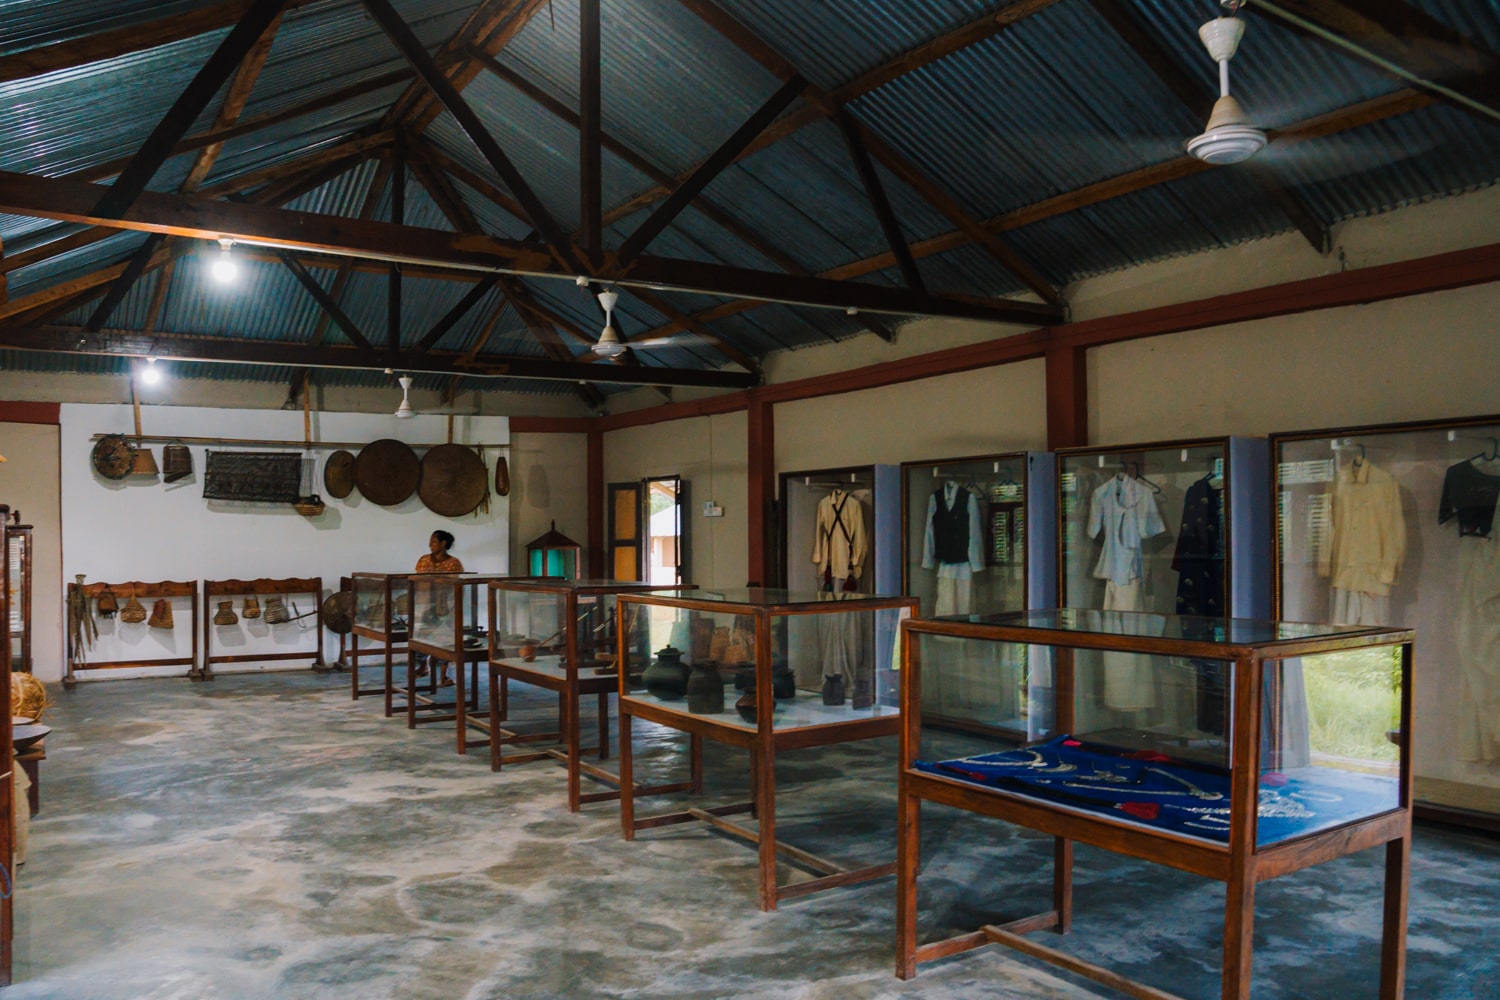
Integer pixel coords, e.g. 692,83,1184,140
897,609,1413,999
617,588,917,911
487,579,695,811
349,572,411,716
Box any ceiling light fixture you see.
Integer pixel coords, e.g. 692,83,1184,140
394,375,415,419
211,237,238,283
594,289,626,358
1186,15,1266,165
140,357,162,386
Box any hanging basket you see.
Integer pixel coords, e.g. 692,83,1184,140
242,595,261,620
119,588,147,624
147,598,174,629
293,494,326,517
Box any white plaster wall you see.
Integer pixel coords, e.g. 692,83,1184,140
507,432,589,575
774,360,1047,475
60,404,509,678
0,422,64,682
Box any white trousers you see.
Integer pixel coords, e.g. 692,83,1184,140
1458,535,1500,763
934,576,974,617
1103,579,1153,711
1330,587,1389,627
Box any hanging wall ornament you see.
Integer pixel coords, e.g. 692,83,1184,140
91,434,137,481
495,456,510,497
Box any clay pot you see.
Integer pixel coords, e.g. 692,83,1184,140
642,646,690,701
686,660,725,715
771,658,796,700
822,674,846,706
518,644,537,662
734,663,756,692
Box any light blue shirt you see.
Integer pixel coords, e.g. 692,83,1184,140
1087,474,1167,585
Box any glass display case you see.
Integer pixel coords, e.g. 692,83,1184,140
406,573,511,754
778,465,901,596
487,579,695,811
5,509,32,675
0,505,15,981
896,610,1413,998
616,588,918,911
1274,415,1500,829
348,572,411,716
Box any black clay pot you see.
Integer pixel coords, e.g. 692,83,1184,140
686,660,725,715
642,645,690,700
771,658,796,700
822,674,846,706
734,663,757,691
735,692,758,724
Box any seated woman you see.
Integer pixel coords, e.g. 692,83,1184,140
415,530,464,685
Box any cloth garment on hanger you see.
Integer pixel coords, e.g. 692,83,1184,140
1101,579,1154,711
1438,467,1500,762
1088,473,1167,586
1438,459,1500,538
812,488,867,592
922,481,985,616
1317,458,1405,597
1330,588,1389,627
1172,477,1226,733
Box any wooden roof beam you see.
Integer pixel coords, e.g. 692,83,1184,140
0,324,760,388
673,0,1062,306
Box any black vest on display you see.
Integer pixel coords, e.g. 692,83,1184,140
932,486,971,564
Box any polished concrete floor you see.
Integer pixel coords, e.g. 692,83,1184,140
8,669,1500,999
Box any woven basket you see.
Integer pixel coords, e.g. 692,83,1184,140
119,589,147,624
264,595,290,624
213,600,239,626
147,598,174,629
293,494,325,517
11,673,48,722
242,595,260,619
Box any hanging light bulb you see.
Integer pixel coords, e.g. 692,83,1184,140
211,237,238,283
394,375,415,419
594,288,626,358
140,357,162,386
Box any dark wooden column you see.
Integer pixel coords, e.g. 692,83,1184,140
746,393,775,586
1045,341,1088,450
587,428,604,578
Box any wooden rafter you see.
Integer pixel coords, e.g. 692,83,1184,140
621,88,1440,343
1090,0,1330,255
362,0,577,269
277,250,377,353
93,0,291,220
615,75,808,268
0,324,759,388
580,0,603,258
671,0,1062,306
835,108,923,293
0,168,1060,325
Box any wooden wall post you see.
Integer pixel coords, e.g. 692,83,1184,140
746,393,774,586
1045,341,1088,450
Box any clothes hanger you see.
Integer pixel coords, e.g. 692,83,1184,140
1125,460,1164,495
1468,437,1500,463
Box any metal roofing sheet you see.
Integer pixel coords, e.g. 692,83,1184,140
0,1,214,54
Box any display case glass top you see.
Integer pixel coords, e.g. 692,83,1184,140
409,573,507,657
636,587,904,608
350,572,410,636
949,609,1382,645
905,612,1411,849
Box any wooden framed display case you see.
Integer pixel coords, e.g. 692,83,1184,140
616,587,918,911
778,465,900,596
0,506,17,983
487,579,696,811
897,610,1413,999
349,572,411,716
202,577,323,680
1273,415,1500,831
67,579,199,680
407,573,526,754
5,510,32,675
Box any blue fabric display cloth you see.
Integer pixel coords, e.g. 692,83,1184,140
915,735,1397,844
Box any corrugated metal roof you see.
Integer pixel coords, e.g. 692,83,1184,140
4,0,1500,400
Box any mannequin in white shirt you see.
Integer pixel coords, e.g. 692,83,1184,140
922,481,985,616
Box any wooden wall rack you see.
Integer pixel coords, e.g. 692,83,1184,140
65,579,199,681
202,577,323,680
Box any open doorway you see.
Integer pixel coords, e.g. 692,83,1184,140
643,476,684,585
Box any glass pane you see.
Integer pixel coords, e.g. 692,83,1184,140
904,456,1027,617
614,489,638,538
1060,444,1227,615
959,609,1379,645
1258,648,1402,845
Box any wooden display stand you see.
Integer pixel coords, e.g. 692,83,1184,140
66,579,199,679
616,589,918,912
0,506,17,984
201,577,323,680
404,574,512,754
895,613,1414,999
346,573,411,715
486,580,696,812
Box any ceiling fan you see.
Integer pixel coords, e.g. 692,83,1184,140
1187,7,1267,165
576,287,712,364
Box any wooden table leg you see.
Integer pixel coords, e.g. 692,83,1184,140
1380,834,1411,1000
1222,867,1256,999
489,667,503,772
406,650,418,729
895,777,920,979
454,657,468,755
350,631,360,699
755,743,777,912
691,733,704,796
597,690,609,760
566,679,582,813
619,710,635,840
1054,836,1073,934
383,639,395,718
